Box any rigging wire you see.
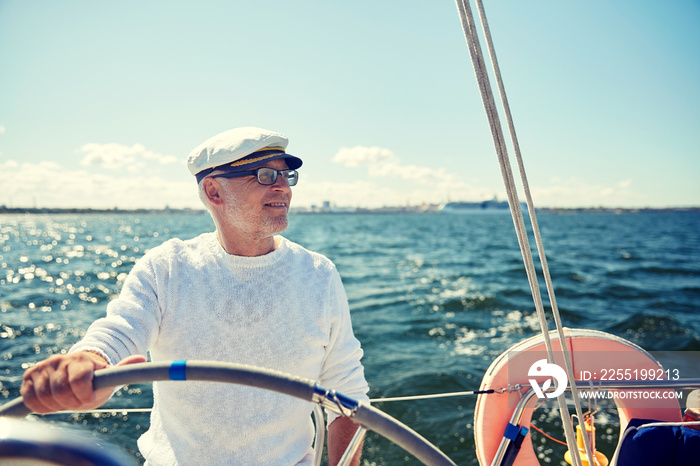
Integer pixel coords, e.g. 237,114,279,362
371,389,494,403
467,2,596,463
42,389,499,415
453,0,593,464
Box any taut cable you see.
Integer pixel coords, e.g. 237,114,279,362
454,1,588,464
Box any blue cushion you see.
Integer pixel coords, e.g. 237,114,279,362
616,418,700,466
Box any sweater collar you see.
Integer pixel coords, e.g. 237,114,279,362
206,232,289,267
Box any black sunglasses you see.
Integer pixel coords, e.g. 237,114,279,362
210,167,299,186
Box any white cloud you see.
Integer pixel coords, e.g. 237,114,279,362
617,179,632,188
0,159,199,209
292,171,497,209
78,143,177,171
0,159,19,169
293,179,408,209
322,145,496,207
332,146,398,167
531,177,642,207
333,145,456,186
322,145,647,208
369,162,454,185
0,139,647,210
0,125,6,134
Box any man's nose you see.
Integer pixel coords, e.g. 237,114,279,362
271,173,291,191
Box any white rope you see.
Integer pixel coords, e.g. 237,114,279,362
632,420,700,428
372,390,488,403
45,390,486,416
454,1,587,464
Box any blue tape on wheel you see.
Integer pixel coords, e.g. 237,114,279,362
169,360,187,380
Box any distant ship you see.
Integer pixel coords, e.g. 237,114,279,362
439,197,510,212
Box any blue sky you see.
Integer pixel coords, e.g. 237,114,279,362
1,0,698,209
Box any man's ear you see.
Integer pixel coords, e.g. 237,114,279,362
202,178,224,206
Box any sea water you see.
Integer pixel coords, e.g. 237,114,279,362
1,211,699,464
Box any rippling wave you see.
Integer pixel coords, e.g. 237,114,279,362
1,211,699,464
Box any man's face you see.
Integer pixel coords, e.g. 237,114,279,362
217,158,293,238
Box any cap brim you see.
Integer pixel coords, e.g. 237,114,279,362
195,151,303,183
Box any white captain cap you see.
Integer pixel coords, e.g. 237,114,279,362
187,127,303,183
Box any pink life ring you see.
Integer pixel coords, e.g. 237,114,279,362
474,328,682,465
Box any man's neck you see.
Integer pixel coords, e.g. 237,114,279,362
216,228,277,257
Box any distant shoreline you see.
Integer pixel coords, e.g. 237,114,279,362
1,206,698,215
0,207,208,215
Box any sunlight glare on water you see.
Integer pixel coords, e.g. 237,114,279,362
1,211,699,464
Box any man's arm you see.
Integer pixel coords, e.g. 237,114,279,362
328,416,363,466
21,351,146,414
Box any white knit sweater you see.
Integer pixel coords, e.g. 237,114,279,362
71,233,369,465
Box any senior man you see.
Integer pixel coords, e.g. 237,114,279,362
21,127,369,465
